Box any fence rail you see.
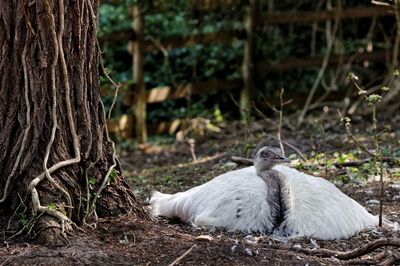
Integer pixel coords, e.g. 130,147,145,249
260,6,391,25
146,79,242,103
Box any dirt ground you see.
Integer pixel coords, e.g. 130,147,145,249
1,117,400,265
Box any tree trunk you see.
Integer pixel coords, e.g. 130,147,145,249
0,0,147,244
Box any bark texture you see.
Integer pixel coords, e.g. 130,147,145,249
0,0,146,242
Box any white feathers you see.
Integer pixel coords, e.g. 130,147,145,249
150,166,275,233
273,165,378,239
150,165,378,240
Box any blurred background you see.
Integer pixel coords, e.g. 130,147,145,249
98,0,399,144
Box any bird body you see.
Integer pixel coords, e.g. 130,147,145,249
150,147,378,240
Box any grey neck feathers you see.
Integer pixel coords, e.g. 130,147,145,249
255,161,277,176
257,168,290,233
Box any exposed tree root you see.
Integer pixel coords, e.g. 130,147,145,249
33,216,70,245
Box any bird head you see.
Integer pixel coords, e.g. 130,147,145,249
254,146,290,175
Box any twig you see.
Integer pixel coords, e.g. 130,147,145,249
268,135,308,162
7,193,27,231
187,138,197,162
277,88,285,156
169,244,197,266
99,55,121,120
297,0,341,127
337,110,374,157
258,89,292,156
86,141,117,220
147,35,178,88
252,104,280,129
0,257,11,266
379,165,385,227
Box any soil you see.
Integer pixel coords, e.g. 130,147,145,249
1,118,400,265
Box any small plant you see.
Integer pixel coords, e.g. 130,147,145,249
88,177,97,190
19,213,30,227
48,202,57,211
340,71,397,226
109,169,119,185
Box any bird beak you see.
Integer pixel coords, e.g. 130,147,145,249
278,155,291,163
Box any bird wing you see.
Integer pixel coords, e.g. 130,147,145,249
273,165,378,239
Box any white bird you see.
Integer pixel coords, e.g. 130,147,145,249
150,145,379,240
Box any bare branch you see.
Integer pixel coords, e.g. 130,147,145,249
169,244,197,266
297,0,341,127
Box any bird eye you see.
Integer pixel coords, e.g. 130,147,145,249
261,151,270,157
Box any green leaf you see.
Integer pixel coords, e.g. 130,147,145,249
48,202,57,210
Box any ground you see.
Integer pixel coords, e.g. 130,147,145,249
1,117,400,265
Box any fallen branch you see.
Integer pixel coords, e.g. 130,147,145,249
379,252,400,266
345,250,387,265
233,154,396,169
231,156,253,165
169,244,197,266
320,156,395,167
266,238,400,261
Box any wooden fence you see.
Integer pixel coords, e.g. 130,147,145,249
100,2,394,142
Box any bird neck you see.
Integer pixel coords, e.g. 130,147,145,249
255,162,276,176
257,168,283,187
256,168,290,233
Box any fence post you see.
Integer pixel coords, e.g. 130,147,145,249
132,4,147,143
240,0,257,121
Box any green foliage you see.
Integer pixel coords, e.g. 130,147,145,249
244,143,256,158
19,213,30,227
48,202,57,211
294,151,378,183
89,177,97,190
336,174,350,184
99,5,131,37
367,94,382,105
109,169,119,185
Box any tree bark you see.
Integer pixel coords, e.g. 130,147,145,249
0,0,147,244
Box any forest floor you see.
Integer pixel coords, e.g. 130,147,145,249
1,115,400,265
